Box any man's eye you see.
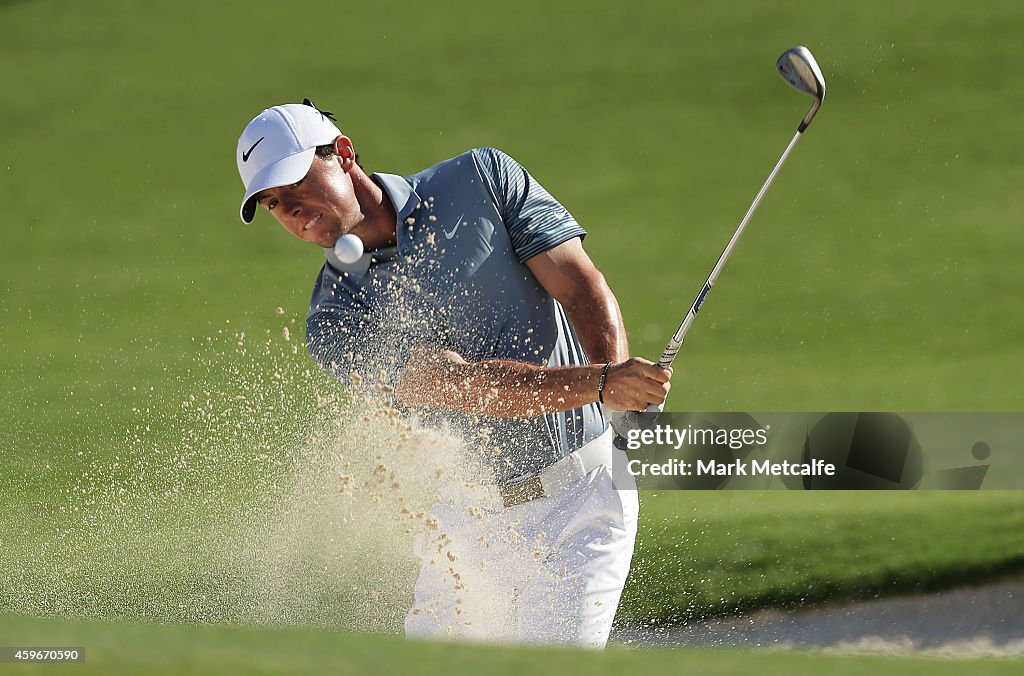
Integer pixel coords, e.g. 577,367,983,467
267,199,278,210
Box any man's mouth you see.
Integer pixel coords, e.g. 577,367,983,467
303,214,322,231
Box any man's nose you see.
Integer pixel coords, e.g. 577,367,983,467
281,198,303,220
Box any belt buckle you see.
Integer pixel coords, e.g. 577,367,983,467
499,476,545,508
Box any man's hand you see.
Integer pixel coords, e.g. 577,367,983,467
601,358,671,440
601,358,672,412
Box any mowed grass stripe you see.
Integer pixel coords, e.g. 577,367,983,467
0,614,1020,675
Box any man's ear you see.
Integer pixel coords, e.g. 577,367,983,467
333,135,356,168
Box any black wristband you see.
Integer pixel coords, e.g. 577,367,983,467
598,362,612,404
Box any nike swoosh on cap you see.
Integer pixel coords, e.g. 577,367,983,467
242,137,264,162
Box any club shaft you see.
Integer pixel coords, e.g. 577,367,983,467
656,129,804,369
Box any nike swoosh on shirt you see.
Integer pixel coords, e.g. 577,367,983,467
443,213,465,239
242,137,264,162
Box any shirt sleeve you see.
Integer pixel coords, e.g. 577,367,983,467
472,147,587,262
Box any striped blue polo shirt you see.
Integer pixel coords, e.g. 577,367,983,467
306,148,607,485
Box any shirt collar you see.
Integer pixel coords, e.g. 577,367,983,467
322,172,420,280
373,172,421,231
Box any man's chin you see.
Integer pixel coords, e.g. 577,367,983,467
314,231,342,249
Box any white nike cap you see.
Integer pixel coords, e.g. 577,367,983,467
236,100,343,223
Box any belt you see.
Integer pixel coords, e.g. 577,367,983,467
496,428,614,509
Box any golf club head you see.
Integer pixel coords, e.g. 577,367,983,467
776,46,826,132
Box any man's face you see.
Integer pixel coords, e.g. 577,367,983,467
254,154,359,248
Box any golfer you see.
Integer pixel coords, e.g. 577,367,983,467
235,100,671,648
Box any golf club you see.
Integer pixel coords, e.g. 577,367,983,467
612,46,826,435
654,45,826,371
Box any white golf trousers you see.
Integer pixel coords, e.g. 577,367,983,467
404,446,638,649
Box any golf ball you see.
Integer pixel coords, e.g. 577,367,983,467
334,234,364,264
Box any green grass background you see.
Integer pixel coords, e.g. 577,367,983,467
2,0,1023,671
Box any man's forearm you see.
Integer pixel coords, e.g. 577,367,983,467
396,346,671,416
396,350,605,418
